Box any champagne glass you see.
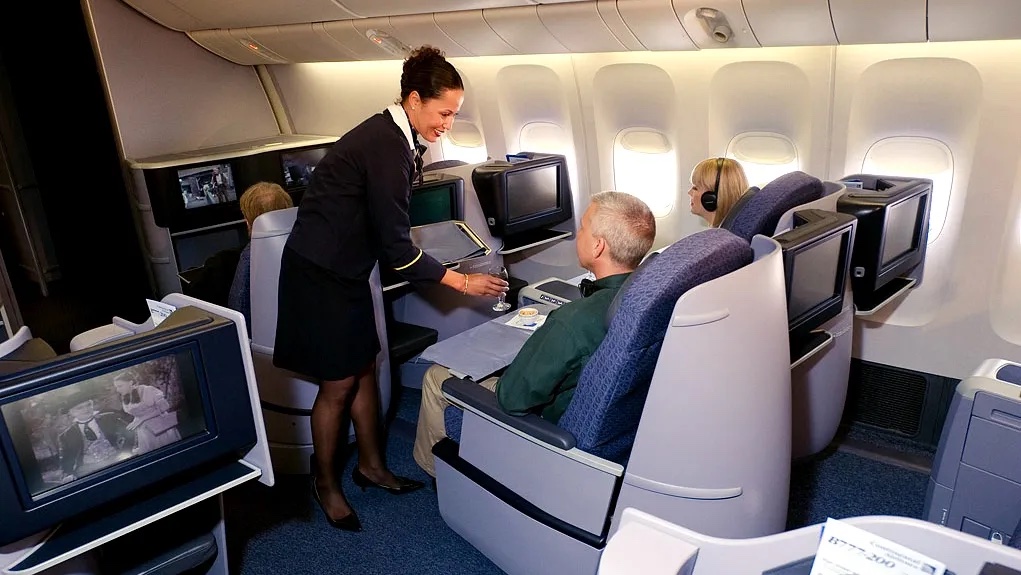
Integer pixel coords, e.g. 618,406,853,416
489,265,511,312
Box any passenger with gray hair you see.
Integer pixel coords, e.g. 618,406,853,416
413,191,656,477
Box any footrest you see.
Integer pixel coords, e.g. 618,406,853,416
388,321,439,366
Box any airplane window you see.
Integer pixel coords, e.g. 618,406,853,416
726,132,800,188
440,120,488,164
519,122,568,154
613,129,676,218
862,136,954,244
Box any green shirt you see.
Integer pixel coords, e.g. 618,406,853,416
496,272,631,423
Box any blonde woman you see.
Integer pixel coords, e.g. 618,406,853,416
688,158,749,227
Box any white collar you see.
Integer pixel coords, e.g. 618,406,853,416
386,104,416,152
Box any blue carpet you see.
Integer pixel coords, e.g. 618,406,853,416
787,448,929,530
224,389,931,574
223,399,503,574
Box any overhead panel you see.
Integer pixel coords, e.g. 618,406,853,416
321,19,397,60
387,14,473,57
187,29,285,65
673,0,759,49
483,6,570,54
616,0,697,51
121,0,203,32
595,0,646,51
308,23,364,61
125,0,359,31
538,2,628,53
333,0,534,18
351,16,416,60
829,0,926,45
740,0,836,47
928,0,1021,42
434,10,519,56
244,24,358,63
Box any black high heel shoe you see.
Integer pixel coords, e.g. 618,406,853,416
352,467,425,495
311,473,362,532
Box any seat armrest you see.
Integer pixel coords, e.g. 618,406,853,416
442,377,577,450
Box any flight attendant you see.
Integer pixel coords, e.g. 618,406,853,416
274,45,507,531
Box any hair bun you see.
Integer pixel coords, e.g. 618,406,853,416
404,45,446,74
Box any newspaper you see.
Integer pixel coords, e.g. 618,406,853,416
146,299,177,327
810,518,946,575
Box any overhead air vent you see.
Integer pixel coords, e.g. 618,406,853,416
695,7,732,43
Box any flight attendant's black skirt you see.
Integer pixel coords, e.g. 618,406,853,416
273,246,380,381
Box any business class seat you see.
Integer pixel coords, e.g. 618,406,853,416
721,171,853,459
434,228,792,575
248,207,392,475
599,507,1021,575
422,159,468,172
0,326,55,362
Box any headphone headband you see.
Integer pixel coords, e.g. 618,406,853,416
700,157,725,213
713,157,724,196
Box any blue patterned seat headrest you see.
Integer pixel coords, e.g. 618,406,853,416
720,171,824,241
719,186,760,230
605,251,659,329
558,228,754,464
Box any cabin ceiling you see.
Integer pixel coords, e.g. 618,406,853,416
120,0,1021,65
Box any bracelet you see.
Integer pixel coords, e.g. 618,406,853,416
462,273,469,295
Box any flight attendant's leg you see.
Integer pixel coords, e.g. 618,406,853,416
311,376,357,521
349,361,425,492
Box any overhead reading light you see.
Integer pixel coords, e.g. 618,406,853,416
236,38,286,63
696,7,732,44
365,30,411,58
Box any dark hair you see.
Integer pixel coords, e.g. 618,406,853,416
400,45,463,103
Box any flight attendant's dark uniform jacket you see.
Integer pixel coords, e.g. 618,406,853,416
273,104,446,380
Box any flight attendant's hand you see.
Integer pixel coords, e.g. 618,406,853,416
441,269,509,297
463,272,508,297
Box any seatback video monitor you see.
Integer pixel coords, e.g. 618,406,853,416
836,175,932,298
775,209,856,346
178,163,238,210
281,146,330,192
409,174,465,227
471,153,573,238
0,307,257,545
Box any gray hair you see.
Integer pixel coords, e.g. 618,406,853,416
588,191,657,269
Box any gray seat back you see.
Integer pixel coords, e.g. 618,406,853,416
249,207,298,349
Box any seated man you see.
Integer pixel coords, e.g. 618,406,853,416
227,182,293,334
413,191,656,477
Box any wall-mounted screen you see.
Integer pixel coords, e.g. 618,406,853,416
281,147,329,191
788,233,843,322
2,350,207,500
177,163,237,210
505,164,559,221
881,195,923,266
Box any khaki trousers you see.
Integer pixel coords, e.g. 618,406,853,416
413,364,498,477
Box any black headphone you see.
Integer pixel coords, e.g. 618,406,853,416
700,157,725,213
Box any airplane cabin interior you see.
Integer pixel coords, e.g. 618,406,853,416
2,0,1021,574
